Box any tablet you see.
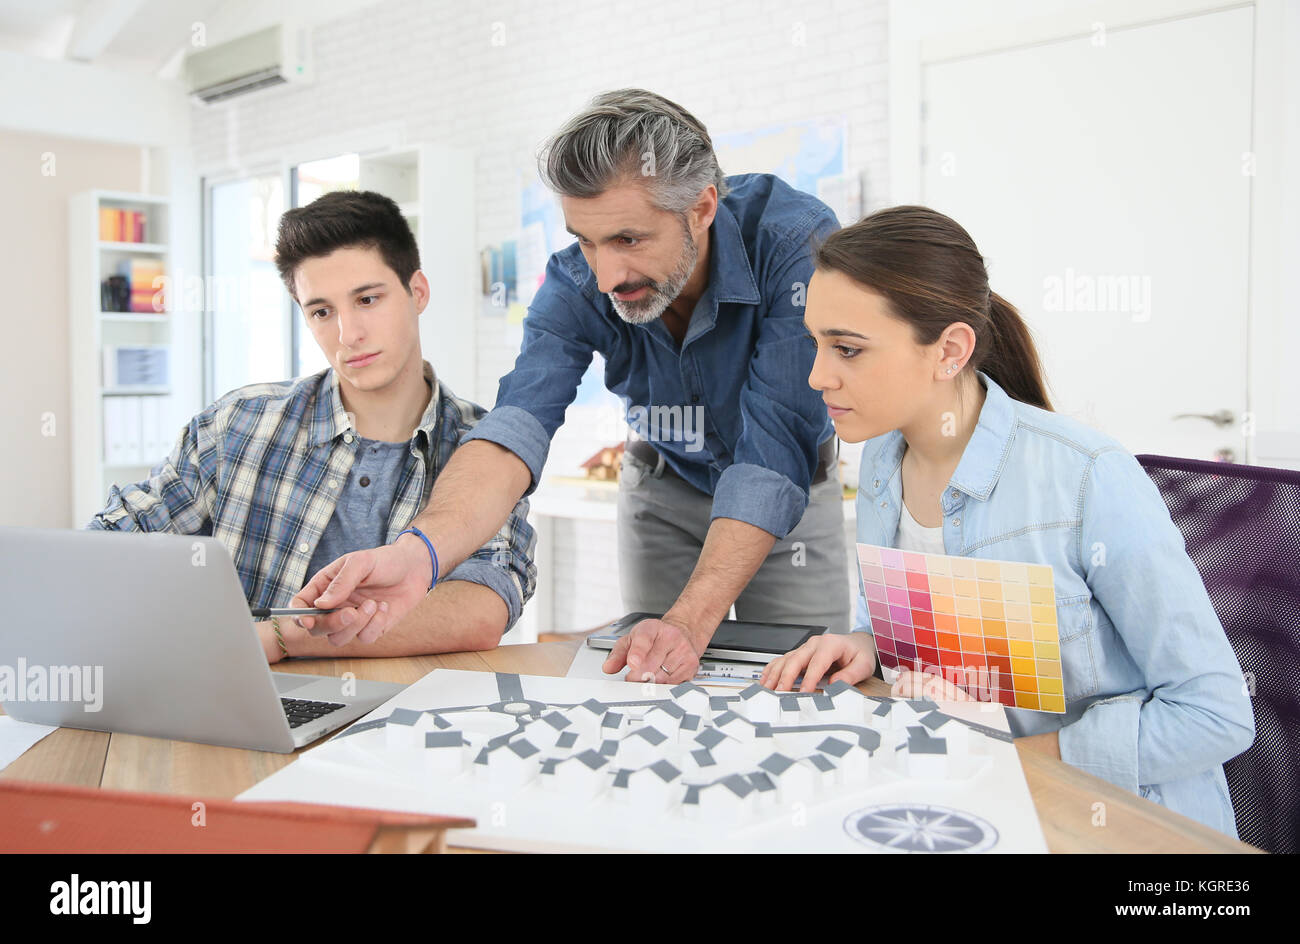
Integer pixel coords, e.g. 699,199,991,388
585,612,826,665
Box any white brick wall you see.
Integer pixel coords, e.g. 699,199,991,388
550,516,625,632
191,0,889,634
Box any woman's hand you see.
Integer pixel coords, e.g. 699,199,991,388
890,669,974,702
760,632,877,692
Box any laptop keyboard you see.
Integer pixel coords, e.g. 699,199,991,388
281,697,347,729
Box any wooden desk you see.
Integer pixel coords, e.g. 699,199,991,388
2,639,1259,853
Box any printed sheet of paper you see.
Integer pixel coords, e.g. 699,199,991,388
0,716,57,772
565,643,763,690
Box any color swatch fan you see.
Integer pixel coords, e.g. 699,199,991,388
856,544,1065,712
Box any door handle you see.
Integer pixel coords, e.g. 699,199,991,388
1172,410,1235,428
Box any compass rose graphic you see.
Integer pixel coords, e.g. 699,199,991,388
844,804,998,853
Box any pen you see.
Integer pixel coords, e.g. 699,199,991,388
249,607,339,618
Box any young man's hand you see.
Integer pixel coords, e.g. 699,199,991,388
289,534,431,645
761,632,877,692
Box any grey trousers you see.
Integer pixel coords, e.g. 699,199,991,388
617,451,853,634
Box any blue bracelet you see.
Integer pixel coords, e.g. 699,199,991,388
398,526,439,590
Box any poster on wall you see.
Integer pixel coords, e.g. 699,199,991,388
714,116,859,224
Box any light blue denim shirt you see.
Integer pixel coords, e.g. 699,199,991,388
853,373,1254,837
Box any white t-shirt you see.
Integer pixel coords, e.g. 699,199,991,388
896,499,946,555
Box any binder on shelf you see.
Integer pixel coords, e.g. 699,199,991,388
140,395,171,465
102,397,128,466
123,395,143,466
103,395,172,468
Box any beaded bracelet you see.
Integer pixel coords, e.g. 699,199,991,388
270,616,289,659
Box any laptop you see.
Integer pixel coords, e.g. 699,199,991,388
0,528,405,753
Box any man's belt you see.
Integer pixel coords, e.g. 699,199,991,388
624,435,838,486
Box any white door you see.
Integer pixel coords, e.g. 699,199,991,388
922,6,1253,461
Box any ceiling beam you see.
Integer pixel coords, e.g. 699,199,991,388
64,0,148,62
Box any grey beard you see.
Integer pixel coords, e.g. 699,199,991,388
609,227,698,325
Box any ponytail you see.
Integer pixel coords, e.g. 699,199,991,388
984,292,1052,410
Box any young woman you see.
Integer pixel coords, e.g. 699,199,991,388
760,206,1254,837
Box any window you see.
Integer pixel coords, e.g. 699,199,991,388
206,173,287,400
203,153,360,401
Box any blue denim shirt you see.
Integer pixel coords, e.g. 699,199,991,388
463,173,838,538
853,374,1254,837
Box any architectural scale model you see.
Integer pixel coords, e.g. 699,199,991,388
238,670,1049,853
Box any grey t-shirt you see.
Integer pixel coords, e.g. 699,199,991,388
307,435,409,578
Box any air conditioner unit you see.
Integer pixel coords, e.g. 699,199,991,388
185,24,313,105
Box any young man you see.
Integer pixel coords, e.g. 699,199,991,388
296,89,850,683
87,190,535,663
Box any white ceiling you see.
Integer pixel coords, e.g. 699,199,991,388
0,0,93,60
0,0,229,73
0,0,383,75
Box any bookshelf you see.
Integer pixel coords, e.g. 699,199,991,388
68,190,179,525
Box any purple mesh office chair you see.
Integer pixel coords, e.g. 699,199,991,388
1137,454,1300,853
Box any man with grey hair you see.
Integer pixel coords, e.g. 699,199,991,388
295,89,850,684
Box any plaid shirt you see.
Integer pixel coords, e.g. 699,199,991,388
87,362,537,631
